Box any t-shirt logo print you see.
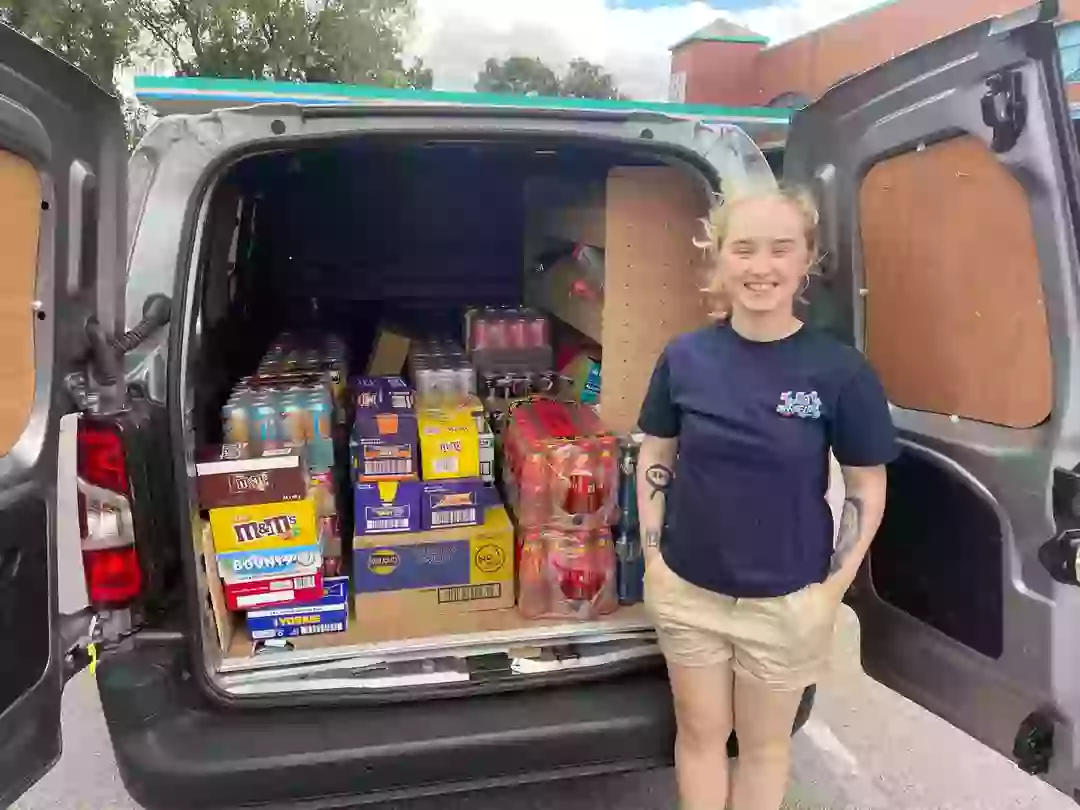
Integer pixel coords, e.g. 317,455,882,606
776,391,822,419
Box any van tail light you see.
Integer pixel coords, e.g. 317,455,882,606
78,420,143,608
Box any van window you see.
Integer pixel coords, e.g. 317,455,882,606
858,134,1052,429
0,149,41,456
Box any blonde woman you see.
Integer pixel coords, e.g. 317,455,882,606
637,187,895,810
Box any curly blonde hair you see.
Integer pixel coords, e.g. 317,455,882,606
695,185,822,321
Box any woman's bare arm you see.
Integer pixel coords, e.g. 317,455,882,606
826,464,888,594
637,434,678,565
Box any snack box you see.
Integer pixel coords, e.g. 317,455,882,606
246,576,349,640
417,398,486,481
223,571,323,611
353,506,515,615
352,376,419,481
420,478,498,530
354,479,423,535
218,544,323,583
196,443,308,509
208,497,318,555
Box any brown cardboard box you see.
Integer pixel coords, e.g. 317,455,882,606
196,443,308,509
353,506,515,618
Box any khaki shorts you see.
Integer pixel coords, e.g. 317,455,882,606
644,553,838,690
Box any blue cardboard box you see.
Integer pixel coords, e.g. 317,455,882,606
352,376,418,480
246,576,349,640
420,478,498,530
354,479,423,535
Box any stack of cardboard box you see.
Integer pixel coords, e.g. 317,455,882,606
350,376,514,623
197,443,348,641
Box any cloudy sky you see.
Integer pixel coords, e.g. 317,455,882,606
408,0,881,100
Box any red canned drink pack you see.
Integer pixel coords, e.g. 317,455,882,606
502,399,618,530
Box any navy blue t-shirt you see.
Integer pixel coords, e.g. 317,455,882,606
638,323,897,598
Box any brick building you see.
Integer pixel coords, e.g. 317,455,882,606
670,0,1080,111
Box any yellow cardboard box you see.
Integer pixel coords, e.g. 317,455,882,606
353,505,515,615
417,401,483,480
209,497,318,555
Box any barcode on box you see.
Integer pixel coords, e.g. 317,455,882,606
432,508,476,527
366,460,411,476
433,457,459,474
299,622,343,635
438,583,502,604
368,518,410,531
292,576,316,589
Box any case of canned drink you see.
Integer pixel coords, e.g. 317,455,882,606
465,307,553,374
516,527,618,620
502,399,619,530
408,338,476,407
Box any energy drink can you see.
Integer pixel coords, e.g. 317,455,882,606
250,392,284,445
280,389,311,445
615,531,645,605
222,394,251,443
618,435,641,535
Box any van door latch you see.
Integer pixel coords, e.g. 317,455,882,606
1040,467,1080,586
981,69,1027,153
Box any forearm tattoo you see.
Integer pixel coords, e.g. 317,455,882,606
644,464,673,501
644,529,663,549
831,495,865,574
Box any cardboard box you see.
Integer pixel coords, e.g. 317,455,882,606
353,376,418,480
196,443,308,509
420,478,497,530
246,576,349,639
353,506,515,614
354,479,423,535
217,544,322,582
418,404,480,480
479,422,495,483
366,324,411,376
223,571,323,611
209,497,318,555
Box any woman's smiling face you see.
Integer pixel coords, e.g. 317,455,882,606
714,195,812,316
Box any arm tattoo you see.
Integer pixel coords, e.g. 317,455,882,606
644,464,673,501
644,529,663,549
831,495,865,574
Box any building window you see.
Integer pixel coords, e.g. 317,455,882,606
1058,22,1080,83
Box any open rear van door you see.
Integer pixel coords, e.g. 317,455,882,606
784,1,1080,798
0,23,126,805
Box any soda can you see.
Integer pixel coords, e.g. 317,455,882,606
486,314,508,350
528,313,550,348
250,393,284,445
222,395,251,443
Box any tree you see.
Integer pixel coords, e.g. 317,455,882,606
560,58,622,101
1,0,137,90
475,55,623,100
475,56,561,97
128,0,427,87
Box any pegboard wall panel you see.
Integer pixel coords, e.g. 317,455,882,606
860,135,1052,429
602,166,710,433
0,149,41,456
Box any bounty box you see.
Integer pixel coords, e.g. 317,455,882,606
353,506,515,616
352,376,418,481
246,576,349,639
217,544,322,583
354,479,423,535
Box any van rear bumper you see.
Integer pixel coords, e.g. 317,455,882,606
96,644,677,810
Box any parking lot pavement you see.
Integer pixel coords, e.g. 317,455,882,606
14,608,1076,810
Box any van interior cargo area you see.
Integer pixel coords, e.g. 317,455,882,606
187,135,716,695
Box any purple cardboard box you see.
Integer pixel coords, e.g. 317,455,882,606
352,376,418,481
354,479,423,535
420,478,499,530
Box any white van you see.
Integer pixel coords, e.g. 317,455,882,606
2,2,1080,807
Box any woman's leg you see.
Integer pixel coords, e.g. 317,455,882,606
730,673,805,810
667,659,735,810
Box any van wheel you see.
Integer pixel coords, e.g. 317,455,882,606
725,684,816,759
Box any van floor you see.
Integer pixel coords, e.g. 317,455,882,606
222,604,652,670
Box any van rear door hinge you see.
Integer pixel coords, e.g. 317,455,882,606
981,69,1027,153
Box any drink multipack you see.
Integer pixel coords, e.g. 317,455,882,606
502,399,619,530
516,526,618,620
